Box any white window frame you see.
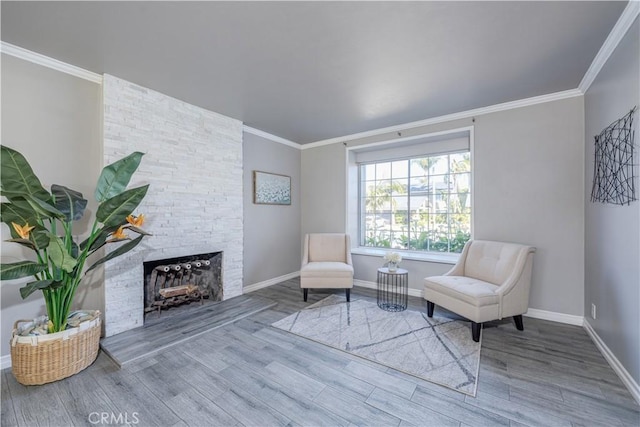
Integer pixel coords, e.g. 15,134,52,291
345,126,474,264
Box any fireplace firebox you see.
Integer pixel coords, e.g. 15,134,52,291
143,252,222,320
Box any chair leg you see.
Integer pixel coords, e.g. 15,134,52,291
471,322,481,342
345,289,351,302
303,288,308,302
426,301,434,317
513,315,524,331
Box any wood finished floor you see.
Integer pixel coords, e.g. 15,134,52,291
100,294,277,367
2,278,639,427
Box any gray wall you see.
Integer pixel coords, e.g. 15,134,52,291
243,133,301,286
302,97,586,315
584,18,639,384
0,54,102,358
301,142,347,234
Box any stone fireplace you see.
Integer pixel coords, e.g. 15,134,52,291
101,75,244,337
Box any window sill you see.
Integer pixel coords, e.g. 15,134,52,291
351,247,459,265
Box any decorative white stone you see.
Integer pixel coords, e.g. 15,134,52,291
102,75,243,337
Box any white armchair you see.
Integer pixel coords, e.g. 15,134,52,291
424,240,535,342
301,233,354,302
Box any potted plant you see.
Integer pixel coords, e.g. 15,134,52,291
0,145,151,385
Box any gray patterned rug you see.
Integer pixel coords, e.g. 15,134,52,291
272,294,481,396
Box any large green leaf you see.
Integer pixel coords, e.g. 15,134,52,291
30,229,51,250
5,238,36,251
23,195,64,220
79,225,120,252
0,146,50,201
87,235,144,272
124,224,152,236
0,196,62,224
70,241,79,259
47,234,77,273
51,184,87,222
0,202,39,229
4,224,50,252
96,185,149,227
0,261,47,280
52,266,63,282
19,279,53,299
0,200,42,225
0,189,39,203
95,152,144,202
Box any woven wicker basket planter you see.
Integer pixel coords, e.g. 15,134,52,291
10,312,101,386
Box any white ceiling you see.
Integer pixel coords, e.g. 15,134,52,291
1,1,627,144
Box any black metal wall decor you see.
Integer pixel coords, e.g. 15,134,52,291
591,107,637,205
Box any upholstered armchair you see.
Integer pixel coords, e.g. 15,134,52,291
301,233,354,302
424,240,535,342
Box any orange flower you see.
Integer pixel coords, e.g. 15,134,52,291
126,214,145,227
12,222,35,239
110,226,128,240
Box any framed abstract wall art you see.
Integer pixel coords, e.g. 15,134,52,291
253,171,291,205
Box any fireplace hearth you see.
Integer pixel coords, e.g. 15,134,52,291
143,252,222,320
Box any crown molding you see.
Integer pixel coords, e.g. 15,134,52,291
579,1,640,93
1,41,103,84
301,89,583,150
243,125,301,149
7,0,632,150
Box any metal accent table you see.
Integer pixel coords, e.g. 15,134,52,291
377,267,409,312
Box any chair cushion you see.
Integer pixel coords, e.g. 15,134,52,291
301,262,354,278
464,241,524,285
424,275,499,307
308,234,347,262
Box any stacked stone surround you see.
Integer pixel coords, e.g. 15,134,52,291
102,74,243,337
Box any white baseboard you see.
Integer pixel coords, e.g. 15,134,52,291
523,308,585,326
244,271,300,294
583,319,640,405
355,280,587,327
354,279,423,298
1,354,11,370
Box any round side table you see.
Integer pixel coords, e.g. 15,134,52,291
377,267,409,312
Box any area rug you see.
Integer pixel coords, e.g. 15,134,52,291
272,294,481,396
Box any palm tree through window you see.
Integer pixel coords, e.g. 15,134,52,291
359,151,471,253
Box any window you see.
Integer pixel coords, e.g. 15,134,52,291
359,151,471,253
